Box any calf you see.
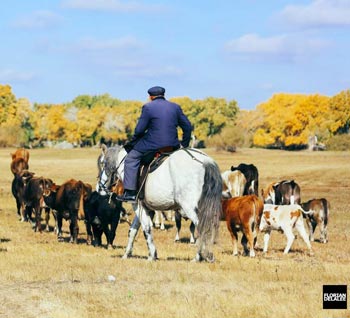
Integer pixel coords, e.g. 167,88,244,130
24,176,54,232
222,169,246,198
262,180,301,205
11,148,30,163
11,170,35,221
54,179,92,243
301,198,330,243
85,191,123,249
230,163,259,196
221,195,263,257
259,204,313,255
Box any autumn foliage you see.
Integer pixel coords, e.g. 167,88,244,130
1,84,349,150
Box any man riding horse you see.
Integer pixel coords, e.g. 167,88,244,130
116,86,193,203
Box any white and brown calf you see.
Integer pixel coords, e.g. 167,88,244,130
301,198,330,243
221,170,246,198
259,204,313,255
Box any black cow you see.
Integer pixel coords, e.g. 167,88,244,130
231,163,259,196
11,170,35,222
50,179,92,244
85,191,124,249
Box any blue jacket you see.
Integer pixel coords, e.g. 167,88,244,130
130,97,192,152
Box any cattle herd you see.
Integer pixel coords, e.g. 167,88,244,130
9,148,330,260
10,148,125,249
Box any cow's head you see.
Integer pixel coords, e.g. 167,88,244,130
111,178,124,196
20,170,35,184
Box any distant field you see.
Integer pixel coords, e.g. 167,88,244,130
0,147,349,318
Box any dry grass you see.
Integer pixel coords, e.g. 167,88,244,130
0,147,350,318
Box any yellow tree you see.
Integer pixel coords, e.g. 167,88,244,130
328,89,350,134
253,93,331,148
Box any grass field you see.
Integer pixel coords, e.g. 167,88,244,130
0,147,349,318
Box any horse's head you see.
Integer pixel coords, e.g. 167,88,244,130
96,144,126,194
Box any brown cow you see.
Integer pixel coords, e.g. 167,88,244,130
10,157,29,175
221,195,264,257
24,176,54,232
54,179,92,244
11,148,30,163
301,198,330,243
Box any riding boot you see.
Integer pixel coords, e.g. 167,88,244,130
116,189,137,203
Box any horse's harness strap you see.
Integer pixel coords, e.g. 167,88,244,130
181,148,206,165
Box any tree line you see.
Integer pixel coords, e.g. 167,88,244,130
0,84,349,150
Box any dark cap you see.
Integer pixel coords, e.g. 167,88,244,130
147,86,165,96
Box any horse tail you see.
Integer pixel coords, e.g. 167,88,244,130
197,160,222,259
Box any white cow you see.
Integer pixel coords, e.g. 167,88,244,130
259,204,313,255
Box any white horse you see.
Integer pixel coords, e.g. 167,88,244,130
99,145,222,262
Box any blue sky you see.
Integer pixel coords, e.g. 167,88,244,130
0,0,349,110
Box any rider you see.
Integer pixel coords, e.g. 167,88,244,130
116,86,193,203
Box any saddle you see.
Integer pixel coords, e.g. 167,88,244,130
137,146,180,200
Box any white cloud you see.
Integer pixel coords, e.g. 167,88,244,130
0,69,36,82
11,10,63,29
61,0,166,13
224,33,330,62
279,0,350,28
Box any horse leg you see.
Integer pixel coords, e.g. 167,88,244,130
153,210,160,229
141,210,157,261
123,204,157,261
189,221,196,244
122,214,141,259
160,211,166,231
174,210,182,242
178,206,204,261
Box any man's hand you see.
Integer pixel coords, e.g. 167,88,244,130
124,142,133,153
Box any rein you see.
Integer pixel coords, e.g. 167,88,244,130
181,147,207,165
